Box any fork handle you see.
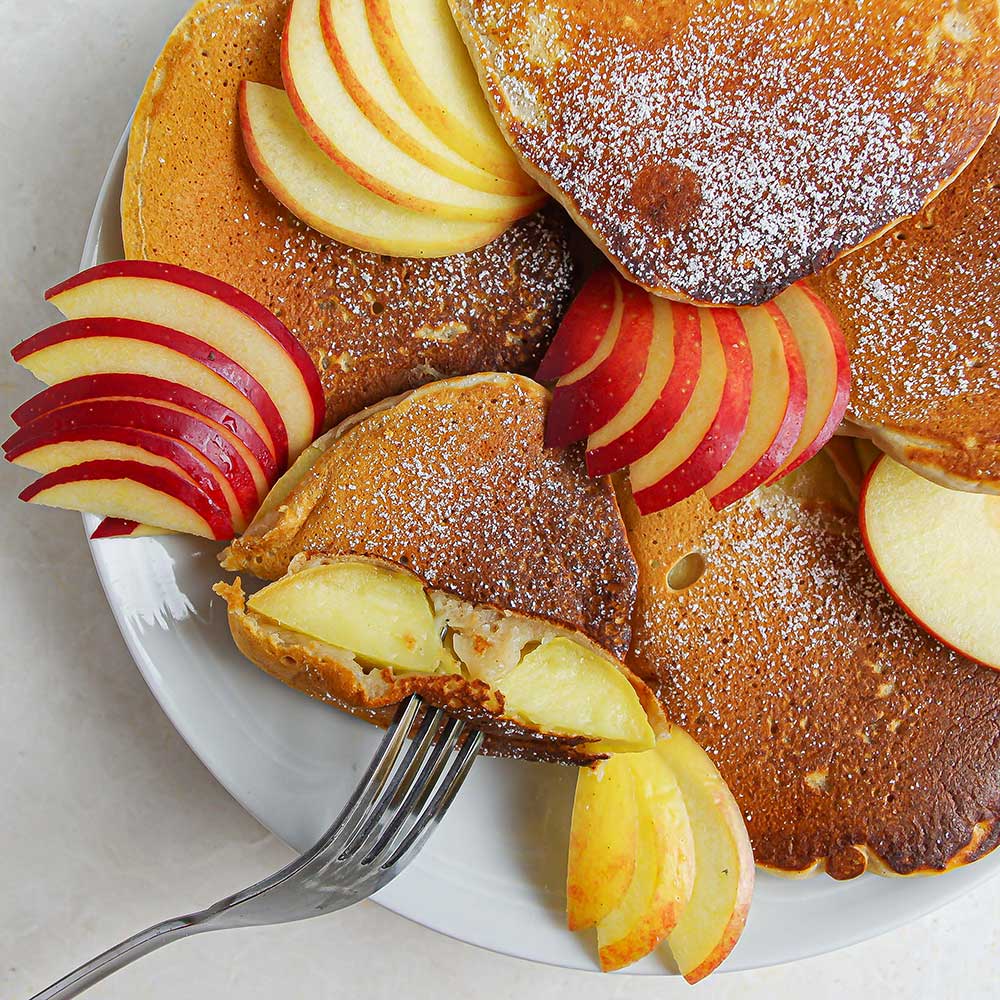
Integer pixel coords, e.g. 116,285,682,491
28,914,204,1000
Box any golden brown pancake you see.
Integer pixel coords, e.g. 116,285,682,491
223,373,638,660
810,127,1000,494
449,0,1000,306
216,554,666,765
123,0,575,428
623,451,1000,878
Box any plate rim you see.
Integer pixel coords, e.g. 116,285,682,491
78,115,1000,978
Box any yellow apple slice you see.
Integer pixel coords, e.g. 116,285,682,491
496,638,655,753
658,727,754,984
365,0,527,184
240,82,508,257
247,561,444,673
596,750,695,972
320,0,526,196
567,755,639,932
282,0,544,222
860,455,1000,668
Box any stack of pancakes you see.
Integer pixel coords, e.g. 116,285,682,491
130,0,1000,880
122,0,576,429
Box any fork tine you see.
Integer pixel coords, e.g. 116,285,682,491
338,703,448,858
360,716,468,865
319,695,423,850
379,729,485,871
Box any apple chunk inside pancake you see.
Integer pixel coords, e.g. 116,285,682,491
223,558,658,752
248,560,443,674
860,455,1000,669
496,638,655,753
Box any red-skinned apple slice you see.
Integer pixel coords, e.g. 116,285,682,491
12,318,288,467
767,284,850,482
91,519,170,540
5,422,243,533
319,0,526,196
545,280,653,449
860,455,1000,669
20,460,233,541
586,299,702,476
45,260,325,460
9,374,276,503
703,303,807,509
631,310,753,514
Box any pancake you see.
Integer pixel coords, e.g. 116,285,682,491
449,0,1000,306
122,0,575,429
623,450,1000,878
222,373,638,660
216,554,665,765
810,127,1000,494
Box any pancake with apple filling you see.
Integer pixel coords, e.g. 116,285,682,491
217,373,657,761
624,448,1000,878
122,0,575,429
217,555,664,764
809,126,1000,494
449,0,1000,306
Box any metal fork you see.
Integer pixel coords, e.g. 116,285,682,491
28,695,483,1000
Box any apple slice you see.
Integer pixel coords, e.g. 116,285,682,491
5,423,243,534
545,279,654,449
91,519,171,540
658,727,754,984
282,0,544,222
586,299,702,476
596,750,696,973
536,269,619,383
767,284,850,482
703,303,807,509
319,0,526,196
10,374,277,500
630,310,753,514
240,82,509,257
364,0,527,183
12,318,287,467
45,260,324,461
20,460,233,541
860,455,1000,669
567,755,639,932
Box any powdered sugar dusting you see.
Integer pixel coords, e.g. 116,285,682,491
455,0,1000,304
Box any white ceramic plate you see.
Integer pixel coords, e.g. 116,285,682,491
78,125,1000,976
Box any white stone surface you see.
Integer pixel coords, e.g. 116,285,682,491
1,2,998,998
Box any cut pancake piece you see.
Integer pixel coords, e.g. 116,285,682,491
218,554,662,763
630,311,752,514
625,447,1000,878
703,304,806,509
21,460,233,541
122,0,574,429
810,126,1000,493
282,0,543,221
449,0,1000,304
365,0,526,183
240,81,510,256
223,373,638,661
319,0,528,196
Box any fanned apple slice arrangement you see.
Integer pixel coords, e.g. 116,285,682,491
539,269,851,515
6,261,324,540
239,0,543,257
567,729,753,981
